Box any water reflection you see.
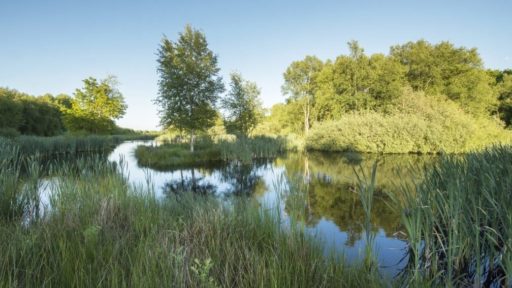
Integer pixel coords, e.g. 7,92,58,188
107,141,436,276
162,169,216,196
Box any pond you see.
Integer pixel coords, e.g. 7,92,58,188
107,140,436,277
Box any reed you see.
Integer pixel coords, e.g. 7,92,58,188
390,145,512,287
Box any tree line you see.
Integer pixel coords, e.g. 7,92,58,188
155,26,511,154
0,76,128,137
274,40,512,136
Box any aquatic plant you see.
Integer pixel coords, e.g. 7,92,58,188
391,145,512,286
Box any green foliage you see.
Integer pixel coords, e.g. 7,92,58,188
0,88,65,136
222,72,263,136
17,96,65,136
282,55,324,134
390,146,512,286
495,72,512,126
252,102,304,136
155,25,224,151
207,113,235,143
0,128,20,138
0,88,23,130
63,76,127,134
0,134,153,159
314,43,406,120
271,40,509,154
390,40,497,116
306,90,511,153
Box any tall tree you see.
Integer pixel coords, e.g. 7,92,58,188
314,42,405,120
155,25,224,152
64,76,127,134
222,72,263,137
282,55,323,135
390,40,496,115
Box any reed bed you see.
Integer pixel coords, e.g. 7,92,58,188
390,145,512,287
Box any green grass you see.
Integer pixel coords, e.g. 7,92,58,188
0,154,383,287
136,136,286,170
389,145,512,287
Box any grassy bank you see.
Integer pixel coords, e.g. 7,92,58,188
0,154,382,287
135,136,286,170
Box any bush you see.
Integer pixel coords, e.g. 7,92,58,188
306,92,511,153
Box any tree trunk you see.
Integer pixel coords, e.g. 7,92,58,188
190,130,195,152
304,104,310,135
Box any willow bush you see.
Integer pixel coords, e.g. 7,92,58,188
306,92,511,154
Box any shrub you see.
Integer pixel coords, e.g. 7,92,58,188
306,92,511,153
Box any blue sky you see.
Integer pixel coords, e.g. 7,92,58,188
1,0,511,130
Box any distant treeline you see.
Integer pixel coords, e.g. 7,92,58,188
0,76,131,137
253,40,512,153
0,88,66,137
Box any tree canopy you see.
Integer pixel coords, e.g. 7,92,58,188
0,88,65,137
63,76,127,134
222,72,263,137
282,55,324,135
155,25,224,151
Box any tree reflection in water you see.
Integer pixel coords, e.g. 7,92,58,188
162,169,216,196
279,152,434,247
219,159,269,196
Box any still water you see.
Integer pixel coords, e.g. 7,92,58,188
105,141,435,277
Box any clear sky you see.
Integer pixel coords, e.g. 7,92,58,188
1,0,511,130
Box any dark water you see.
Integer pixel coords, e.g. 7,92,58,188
107,141,435,277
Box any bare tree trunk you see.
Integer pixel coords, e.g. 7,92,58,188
190,130,195,152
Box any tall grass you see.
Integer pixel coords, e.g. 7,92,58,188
0,138,24,220
390,145,512,287
0,134,156,160
217,136,286,163
354,161,379,273
0,153,384,287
